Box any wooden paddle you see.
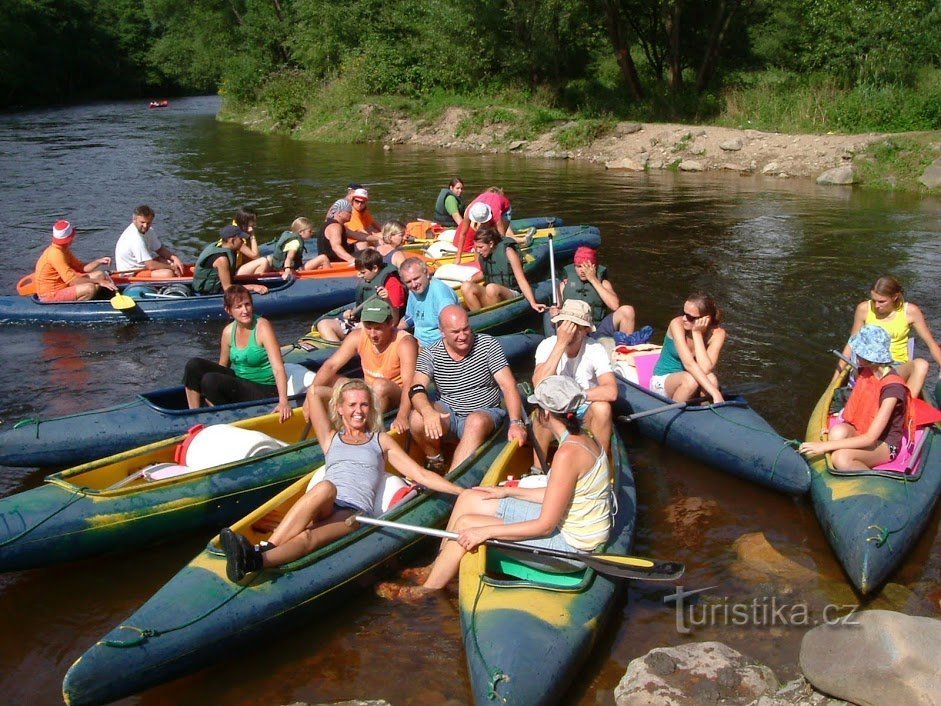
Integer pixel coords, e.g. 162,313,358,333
349,515,685,581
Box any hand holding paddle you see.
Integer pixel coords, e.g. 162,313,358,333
102,272,137,311
348,515,684,581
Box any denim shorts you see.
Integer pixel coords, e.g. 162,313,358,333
437,399,506,439
496,497,583,570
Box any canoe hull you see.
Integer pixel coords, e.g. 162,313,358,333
460,434,635,706
61,430,507,706
615,374,810,495
0,417,327,572
806,375,941,594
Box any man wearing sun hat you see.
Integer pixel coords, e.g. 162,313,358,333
532,298,617,455
307,297,418,435
34,220,116,302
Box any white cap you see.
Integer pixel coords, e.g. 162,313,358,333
468,202,492,226
351,188,369,201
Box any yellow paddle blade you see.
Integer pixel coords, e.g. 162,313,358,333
111,293,137,310
593,553,656,568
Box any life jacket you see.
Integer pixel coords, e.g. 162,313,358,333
192,244,236,295
479,239,518,289
562,263,609,324
317,218,354,263
434,187,465,227
270,230,304,270
356,263,405,314
843,368,914,441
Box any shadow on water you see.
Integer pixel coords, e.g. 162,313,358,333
0,96,939,704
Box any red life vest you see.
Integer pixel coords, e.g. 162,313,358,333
843,368,914,439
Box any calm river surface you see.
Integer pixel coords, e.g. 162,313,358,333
1,96,940,705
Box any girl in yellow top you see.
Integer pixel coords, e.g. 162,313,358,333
834,276,941,395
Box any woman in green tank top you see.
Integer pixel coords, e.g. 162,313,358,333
182,285,292,421
649,292,726,404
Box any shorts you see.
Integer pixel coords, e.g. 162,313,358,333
594,313,617,338
496,497,584,570
575,402,590,420
649,374,669,395
437,399,506,439
40,286,79,303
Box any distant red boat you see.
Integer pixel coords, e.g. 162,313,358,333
149,100,169,109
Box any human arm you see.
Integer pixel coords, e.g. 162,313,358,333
391,334,419,434
799,394,900,456
382,433,463,494
256,317,292,422
494,365,528,446
689,318,724,374
239,234,260,260
155,246,184,275
533,333,569,387
587,371,618,403
580,263,620,312
908,303,941,373
326,224,356,263
312,331,360,389
832,301,869,383
444,194,462,227
82,256,111,273
218,324,232,367
408,371,447,439
507,247,545,313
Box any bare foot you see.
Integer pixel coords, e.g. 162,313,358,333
375,580,434,602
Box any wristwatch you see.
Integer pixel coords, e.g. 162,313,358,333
510,418,526,427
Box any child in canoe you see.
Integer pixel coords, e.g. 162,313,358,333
800,325,912,471
219,378,465,582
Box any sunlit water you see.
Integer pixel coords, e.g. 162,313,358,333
1,96,940,705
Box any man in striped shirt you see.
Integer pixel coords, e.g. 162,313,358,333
408,305,528,472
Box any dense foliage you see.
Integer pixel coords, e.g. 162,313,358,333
3,0,941,132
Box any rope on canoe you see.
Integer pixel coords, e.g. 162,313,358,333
865,473,913,549
468,578,509,703
99,580,254,648
701,405,802,481
0,486,91,547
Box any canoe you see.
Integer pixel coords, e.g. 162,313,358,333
805,370,941,594
0,273,356,324
0,407,345,572
460,432,635,706
612,367,810,495
62,423,510,706
282,280,553,363
0,332,544,468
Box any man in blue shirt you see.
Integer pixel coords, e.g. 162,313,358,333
398,257,459,347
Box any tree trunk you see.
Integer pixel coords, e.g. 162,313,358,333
666,0,682,91
695,0,750,93
601,0,645,101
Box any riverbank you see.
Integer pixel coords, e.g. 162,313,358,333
220,102,941,193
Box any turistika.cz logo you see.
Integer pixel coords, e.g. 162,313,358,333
663,586,861,634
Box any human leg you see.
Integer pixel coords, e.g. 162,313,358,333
316,317,349,342
409,403,452,464
831,443,892,471
461,281,485,311
480,283,514,308
201,373,276,406
612,305,636,333
237,256,270,276
584,401,613,454
372,378,403,412
530,410,554,470
423,490,503,589
663,371,700,403
182,357,231,408
450,409,500,470
897,359,929,396
302,254,331,271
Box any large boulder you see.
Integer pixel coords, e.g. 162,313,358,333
816,166,856,185
614,641,779,705
918,157,941,189
731,532,818,585
800,610,941,706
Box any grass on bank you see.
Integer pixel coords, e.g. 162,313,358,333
219,67,941,191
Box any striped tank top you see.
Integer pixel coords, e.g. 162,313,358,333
323,431,385,516
556,436,612,551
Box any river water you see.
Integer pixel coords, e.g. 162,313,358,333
1,96,940,705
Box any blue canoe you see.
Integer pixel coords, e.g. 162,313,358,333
615,373,811,495
460,433,635,705
806,371,941,594
62,424,510,706
0,332,544,468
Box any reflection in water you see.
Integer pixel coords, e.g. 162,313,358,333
0,97,939,705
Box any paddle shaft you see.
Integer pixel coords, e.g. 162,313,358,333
547,232,558,307
617,381,774,424
351,515,684,581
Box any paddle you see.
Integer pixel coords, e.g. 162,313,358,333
617,381,774,424
546,217,558,308
349,515,685,581
831,349,857,370
104,273,137,311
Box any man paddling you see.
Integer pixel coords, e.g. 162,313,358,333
305,298,418,434
34,220,116,302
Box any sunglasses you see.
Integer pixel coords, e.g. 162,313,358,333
682,312,699,322
352,198,367,204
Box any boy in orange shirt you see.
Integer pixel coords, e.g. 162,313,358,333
34,220,115,302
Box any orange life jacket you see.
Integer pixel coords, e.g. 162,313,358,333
843,368,914,440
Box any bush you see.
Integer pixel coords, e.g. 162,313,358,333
257,70,315,130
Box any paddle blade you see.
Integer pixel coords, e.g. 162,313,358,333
583,554,685,581
110,293,137,310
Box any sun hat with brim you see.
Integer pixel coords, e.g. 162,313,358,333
468,202,492,227
220,224,248,240
849,324,893,364
550,299,595,331
52,220,75,243
528,375,586,415
360,299,393,323
351,188,369,201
